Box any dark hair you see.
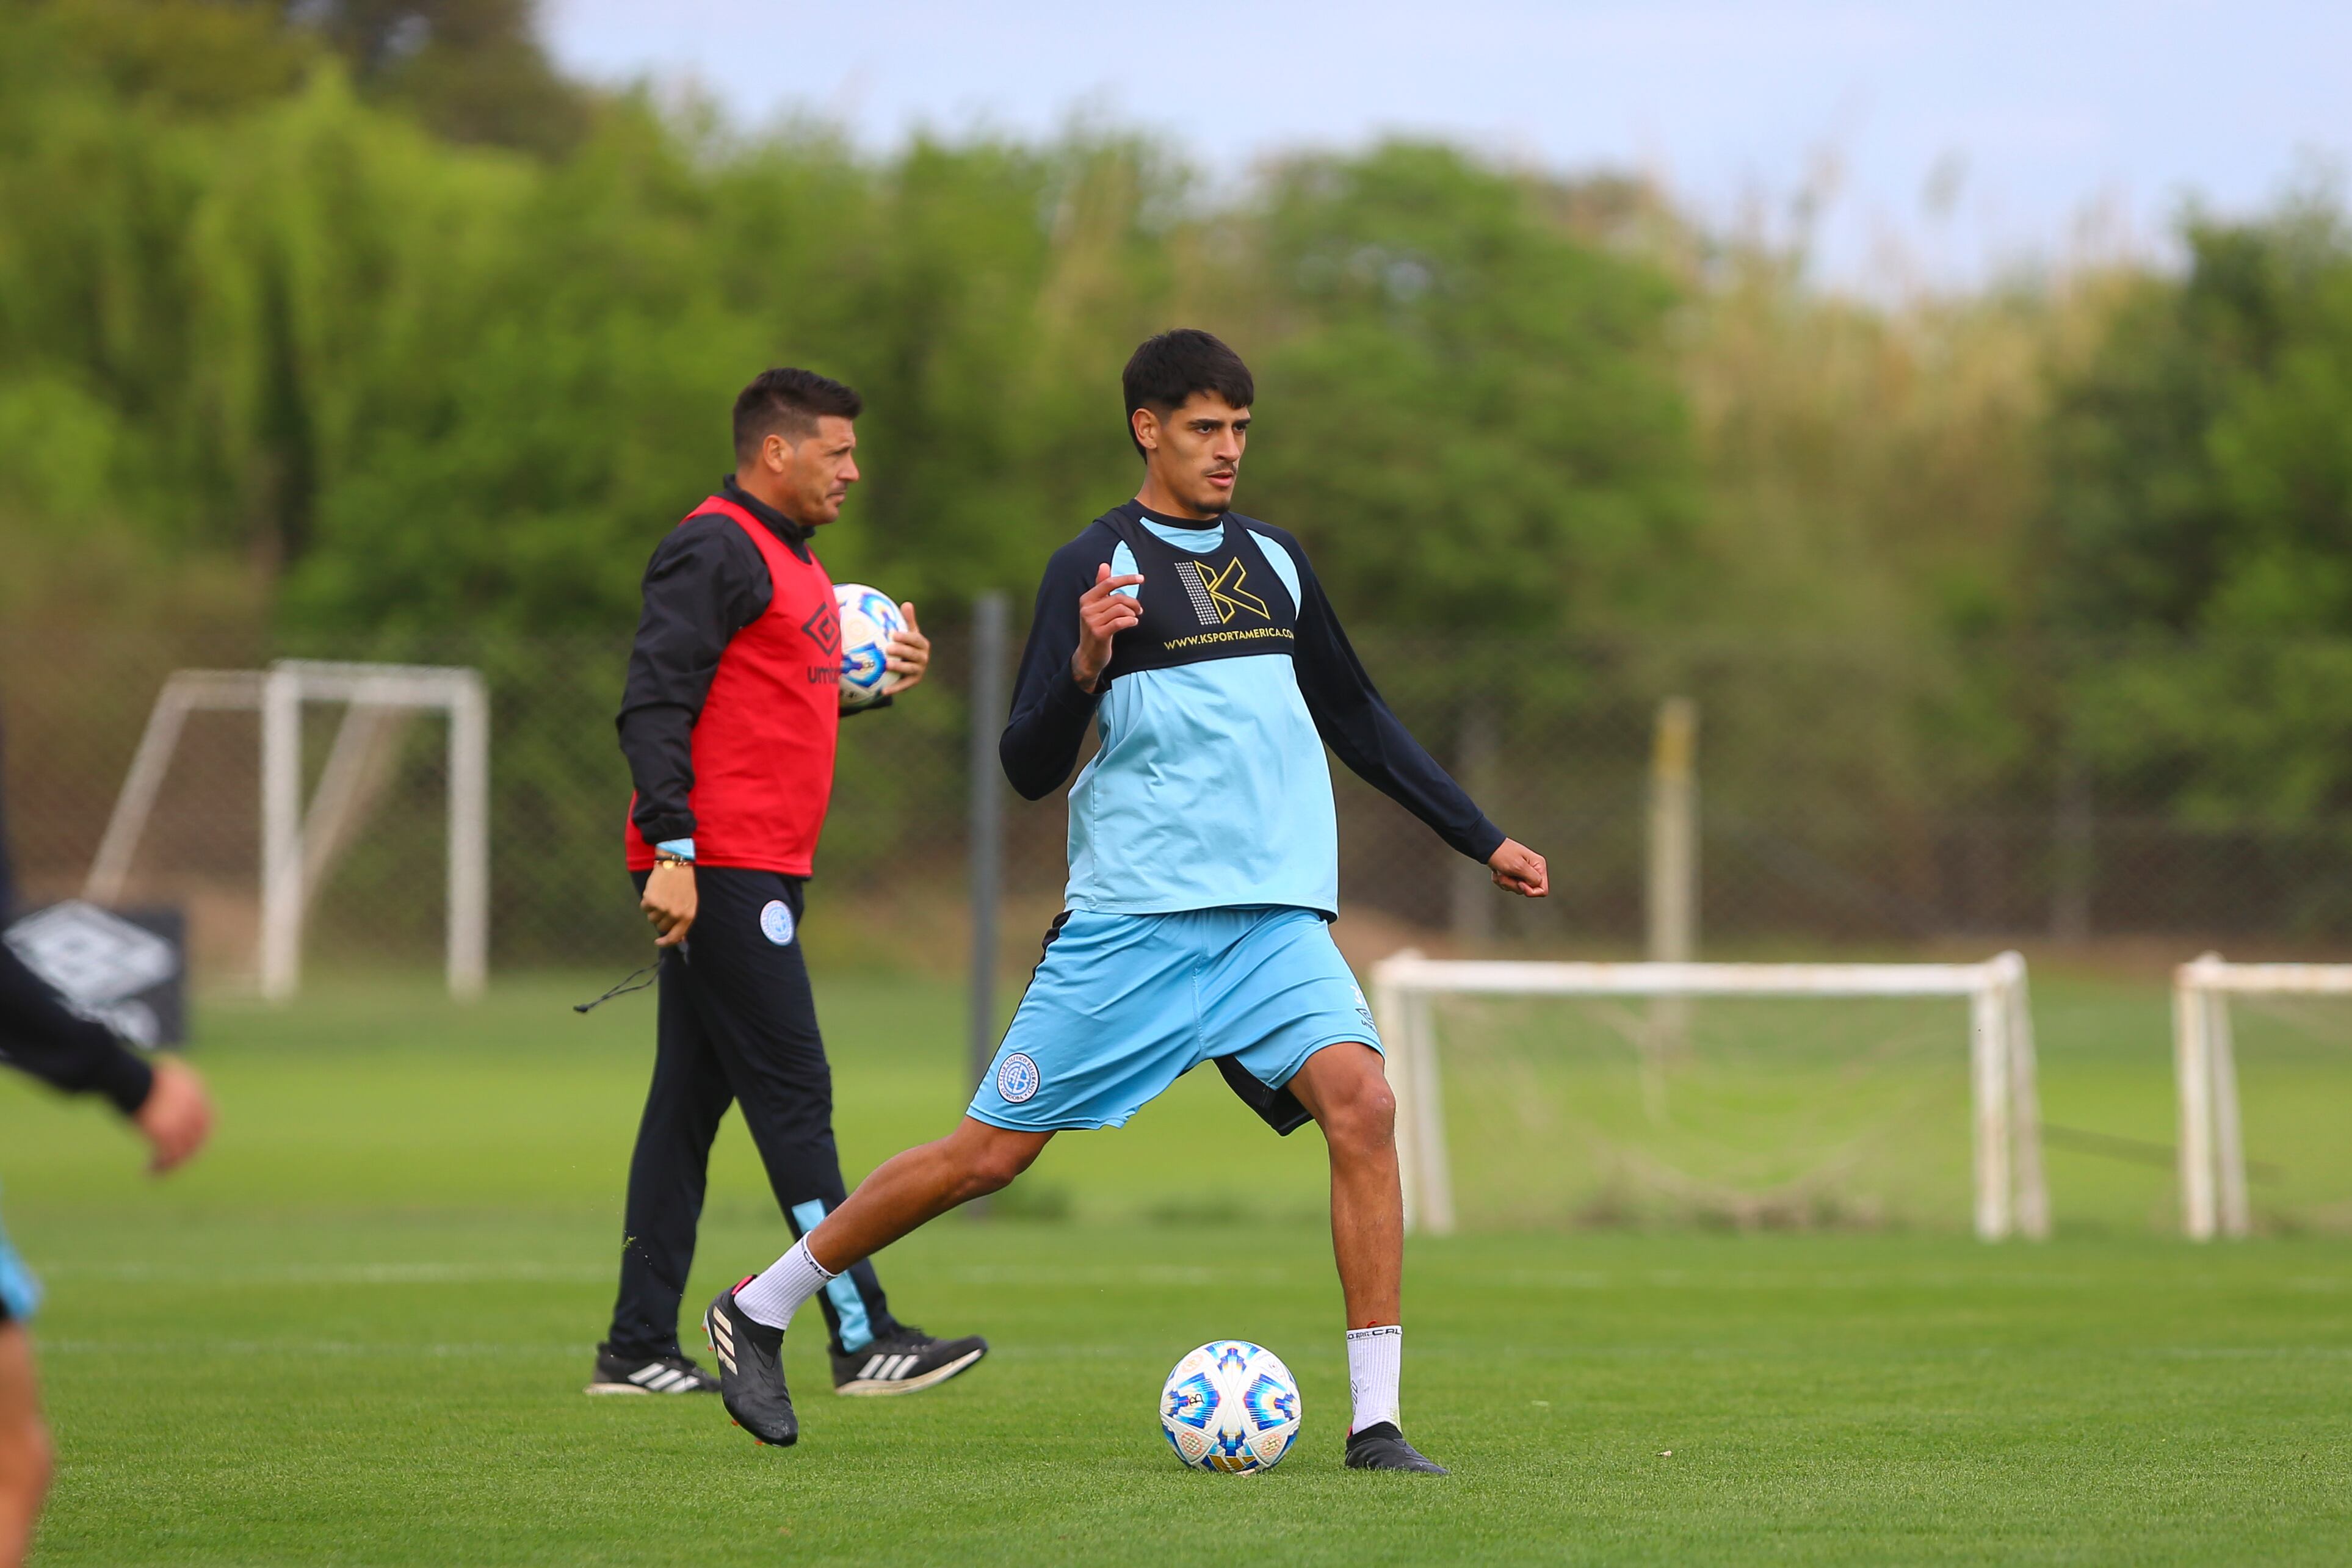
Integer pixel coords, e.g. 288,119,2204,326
733,367,863,461
1121,330,1254,458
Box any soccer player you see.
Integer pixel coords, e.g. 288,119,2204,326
596,369,986,1400
705,331,1547,1469
0,723,215,1568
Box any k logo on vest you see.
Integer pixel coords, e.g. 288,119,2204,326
1176,558,1269,626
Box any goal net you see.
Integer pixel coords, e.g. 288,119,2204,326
2176,956,2352,1239
1370,953,2047,1240
84,660,488,998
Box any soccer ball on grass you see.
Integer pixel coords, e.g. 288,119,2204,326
834,583,906,710
1159,1340,1301,1473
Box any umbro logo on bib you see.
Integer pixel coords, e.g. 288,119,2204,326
801,601,841,656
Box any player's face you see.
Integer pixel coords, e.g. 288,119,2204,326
1137,394,1250,516
764,416,861,527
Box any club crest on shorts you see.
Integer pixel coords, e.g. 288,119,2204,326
996,1052,1041,1103
758,900,796,946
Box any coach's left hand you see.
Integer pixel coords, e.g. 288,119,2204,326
881,603,930,696
643,861,697,947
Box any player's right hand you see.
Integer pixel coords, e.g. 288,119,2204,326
642,859,698,947
1072,562,1145,691
136,1057,215,1174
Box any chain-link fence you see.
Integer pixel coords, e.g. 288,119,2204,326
13,619,2352,985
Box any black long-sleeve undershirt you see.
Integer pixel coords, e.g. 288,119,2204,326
999,514,1505,864
0,944,154,1114
616,478,885,847
0,720,154,1115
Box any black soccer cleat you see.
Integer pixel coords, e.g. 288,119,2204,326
1344,1422,1450,1474
831,1324,989,1396
703,1278,798,1446
584,1345,721,1396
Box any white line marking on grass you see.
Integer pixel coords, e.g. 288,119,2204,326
943,1265,1303,1287
2139,1346,2352,1360
1474,1269,2198,1294
35,1262,609,1285
39,1339,579,1357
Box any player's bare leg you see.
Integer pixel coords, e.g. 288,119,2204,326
0,1324,51,1568
1284,1043,1402,1327
704,1119,1051,1445
1286,1041,1447,1474
807,1119,1055,1270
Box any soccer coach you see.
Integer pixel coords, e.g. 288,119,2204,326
592,368,985,1400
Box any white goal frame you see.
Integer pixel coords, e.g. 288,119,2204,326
1369,951,2049,1241
2173,953,2352,1241
84,660,489,1000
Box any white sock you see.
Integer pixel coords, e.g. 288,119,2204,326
733,1238,836,1331
1346,1324,1403,1433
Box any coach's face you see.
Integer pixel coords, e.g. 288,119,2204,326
762,416,861,527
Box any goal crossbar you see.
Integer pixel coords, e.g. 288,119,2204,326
84,659,488,1000
1369,952,2049,1241
2173,953,2350,1241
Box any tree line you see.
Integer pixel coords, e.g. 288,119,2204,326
6,0,2352,830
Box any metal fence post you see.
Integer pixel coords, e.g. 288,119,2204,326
2050,743,2093,941
1646,697,1699,1063
966,593,1008,1216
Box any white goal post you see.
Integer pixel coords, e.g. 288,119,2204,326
84,660,489,1000
2173,953,2351,1241
1369,951,2049,1241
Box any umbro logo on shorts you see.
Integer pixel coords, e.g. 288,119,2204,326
997,1052,1041,1103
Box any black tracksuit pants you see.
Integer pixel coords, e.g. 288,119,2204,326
606,867,897,1360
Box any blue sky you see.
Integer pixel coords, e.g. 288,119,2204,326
544,1,2347,289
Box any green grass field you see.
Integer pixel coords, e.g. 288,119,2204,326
4,971,2349,1564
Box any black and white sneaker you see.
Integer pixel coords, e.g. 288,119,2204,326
830,1324,988,1396
584,1345,722,1396
703,1278,798,1446
1344,1422,1450,1474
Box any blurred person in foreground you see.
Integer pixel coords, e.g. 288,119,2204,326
704,330,1547,1465
595,368,985,1400
0,721,215,1568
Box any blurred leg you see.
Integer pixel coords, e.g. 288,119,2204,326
0,1323,50,1568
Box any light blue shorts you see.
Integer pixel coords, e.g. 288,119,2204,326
969,905,1381,1132
0,1191,38,1324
